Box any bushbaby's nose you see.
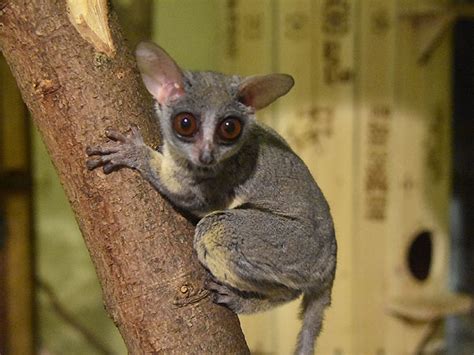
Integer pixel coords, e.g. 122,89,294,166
199,150,215,165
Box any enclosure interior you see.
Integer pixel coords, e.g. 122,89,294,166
0,1,473,354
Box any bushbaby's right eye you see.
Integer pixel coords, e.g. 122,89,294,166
217,117,242,143
173,113,198,138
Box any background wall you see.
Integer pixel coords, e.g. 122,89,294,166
15,0,473,354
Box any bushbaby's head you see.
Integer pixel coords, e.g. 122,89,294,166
135,41,294,168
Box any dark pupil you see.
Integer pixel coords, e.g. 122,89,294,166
180,117,192,130
223,120,235,134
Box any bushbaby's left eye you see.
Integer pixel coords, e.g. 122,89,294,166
173,112,198,138
217,117,242,142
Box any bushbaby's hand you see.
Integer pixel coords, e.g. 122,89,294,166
86,126,149,174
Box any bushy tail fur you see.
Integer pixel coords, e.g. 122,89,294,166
295,290,331,355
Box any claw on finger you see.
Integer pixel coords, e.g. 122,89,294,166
130,124,140,135
214,294,233,306
86,158,104,170
105,128,126,142
103,162,117,174
85,146,94,156
129,125,145,144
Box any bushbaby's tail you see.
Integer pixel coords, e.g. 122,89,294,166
295,290,331,355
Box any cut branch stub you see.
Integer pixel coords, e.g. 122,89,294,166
67,0,115,57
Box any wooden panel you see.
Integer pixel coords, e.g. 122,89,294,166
307,0,357,353
4,196,34,355
352,0,396,353
0,56,35,355
216,0,274,75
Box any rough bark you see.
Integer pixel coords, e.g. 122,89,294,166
0,1,249,353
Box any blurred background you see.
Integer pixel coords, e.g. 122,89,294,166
0,0,473,354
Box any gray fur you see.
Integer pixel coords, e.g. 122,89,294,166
87,41,337,355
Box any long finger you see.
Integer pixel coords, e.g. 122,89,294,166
86,145,120,156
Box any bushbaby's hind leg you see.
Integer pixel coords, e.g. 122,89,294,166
194,209,304,313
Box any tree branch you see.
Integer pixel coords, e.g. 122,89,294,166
0,1,248,353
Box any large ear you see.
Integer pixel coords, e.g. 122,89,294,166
238,74,294,110
135,41,185,104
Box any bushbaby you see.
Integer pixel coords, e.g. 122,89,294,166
86,41,337,355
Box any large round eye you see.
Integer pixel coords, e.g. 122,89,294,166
173,112,198,138
217,117,242,142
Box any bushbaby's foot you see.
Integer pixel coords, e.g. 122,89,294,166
204,278,267,314
86,126,150,173
205,278,246,312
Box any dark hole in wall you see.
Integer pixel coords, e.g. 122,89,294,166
407,231,432,281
